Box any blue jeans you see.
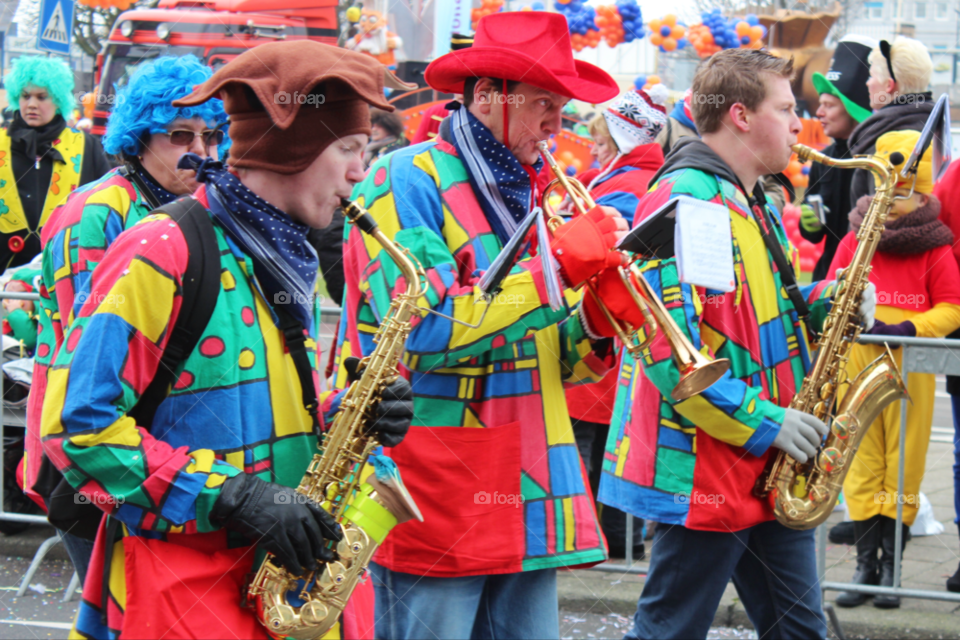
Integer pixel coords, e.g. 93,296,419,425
625,520,826,640
370,562,559,640
57,529,95,584
951,395,960,525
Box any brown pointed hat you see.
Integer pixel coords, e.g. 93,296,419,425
174,40,415,174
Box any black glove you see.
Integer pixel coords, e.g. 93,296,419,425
209,473,341,574
343,357,414,448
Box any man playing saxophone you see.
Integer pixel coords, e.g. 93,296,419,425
597,49,876,639
334,10,629,639
38,43,414,639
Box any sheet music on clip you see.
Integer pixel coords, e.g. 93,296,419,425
674,196,735,293
477,207,564,311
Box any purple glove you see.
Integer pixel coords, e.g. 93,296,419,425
867,320,916,337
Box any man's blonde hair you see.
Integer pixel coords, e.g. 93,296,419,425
588,114,616,150
868,37,932,94
691,48,794,135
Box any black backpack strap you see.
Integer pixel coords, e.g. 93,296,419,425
128,197,220,429
274,305,321,433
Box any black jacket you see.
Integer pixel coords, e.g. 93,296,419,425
799,138,853,281
847,93,934,204
5,117,112,270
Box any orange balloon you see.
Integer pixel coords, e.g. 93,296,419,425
647,75,661,85
663,14,677,27
671,25,685,39
662,37,677,51
649,33,663,46
701,31,714,45
649,19,662,32
751,25,764,41
736,21,751,36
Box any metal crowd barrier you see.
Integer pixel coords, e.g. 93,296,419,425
587,334,960,602
0,293,342,602
817,334,960,605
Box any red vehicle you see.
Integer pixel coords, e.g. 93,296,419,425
93,0,340,134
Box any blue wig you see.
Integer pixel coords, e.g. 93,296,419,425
103,55,228,158
5,56,76,117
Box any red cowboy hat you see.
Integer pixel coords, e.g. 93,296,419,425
425,12,618,103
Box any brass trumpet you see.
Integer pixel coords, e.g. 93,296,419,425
537,142,730,400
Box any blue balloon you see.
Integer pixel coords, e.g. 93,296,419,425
565,165,578,176
746,13,759,25
660,25,672,37
532,1,544,9
677,37,688,49
634,75,647,90
740,35,751,45
760,24,768,37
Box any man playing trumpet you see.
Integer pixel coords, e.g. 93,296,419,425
334,10,633,639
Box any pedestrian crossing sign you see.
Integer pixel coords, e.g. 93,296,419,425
37,0,74,55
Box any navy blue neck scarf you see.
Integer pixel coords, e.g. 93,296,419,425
136,165,177,207
440,104,542,244
178,154,318,328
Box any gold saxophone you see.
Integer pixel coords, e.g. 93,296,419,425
247,198,424,639
755,144,909,530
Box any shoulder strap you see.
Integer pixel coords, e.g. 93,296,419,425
749,187,818,341
274,305,321,434
128,197,220,429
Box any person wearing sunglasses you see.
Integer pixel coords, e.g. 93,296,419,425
24,54,227,591
848,36,933,204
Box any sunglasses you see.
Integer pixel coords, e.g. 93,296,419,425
879,40,897,83
163,129,224,147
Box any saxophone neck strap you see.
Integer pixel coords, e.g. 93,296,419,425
748,187,819,342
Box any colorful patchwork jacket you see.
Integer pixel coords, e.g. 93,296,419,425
25,169,155,504
598,139,835,532
336,138,612,577
38,187,369,640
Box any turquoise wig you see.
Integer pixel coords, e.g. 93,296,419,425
102,55,228,158
5,55,76,117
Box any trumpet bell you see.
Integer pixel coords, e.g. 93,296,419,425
672,356,731,401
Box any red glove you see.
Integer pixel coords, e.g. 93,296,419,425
551,206,623,288
580,266,650,338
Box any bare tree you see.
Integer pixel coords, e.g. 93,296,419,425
73,1,161,58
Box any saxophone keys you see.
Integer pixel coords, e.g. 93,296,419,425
299,599,329,626
813,402,827,419
817,447,844,474
318,561,349,594
265,604,297,631
808,483,830,505
337,527,365,559
819,383,834,401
